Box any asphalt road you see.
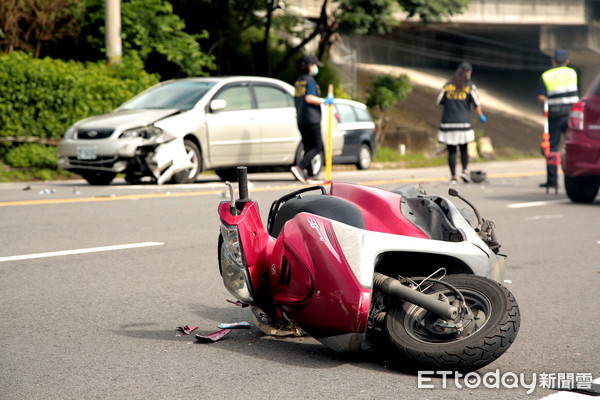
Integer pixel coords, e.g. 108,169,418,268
1,159,598,400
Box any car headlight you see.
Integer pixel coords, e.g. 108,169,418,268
120,125,163,139
64,125,77,140
220,223,254,303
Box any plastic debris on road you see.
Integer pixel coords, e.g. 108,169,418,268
196,329,232,343
177,325,199,335
217,321,252,329
226,299,249,308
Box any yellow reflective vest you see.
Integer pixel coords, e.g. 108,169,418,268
541,66,579,107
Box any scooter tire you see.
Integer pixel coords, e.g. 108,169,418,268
385,274,520,372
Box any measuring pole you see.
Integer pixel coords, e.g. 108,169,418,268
325,84,333,182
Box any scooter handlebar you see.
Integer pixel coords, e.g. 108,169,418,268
237,166,249,202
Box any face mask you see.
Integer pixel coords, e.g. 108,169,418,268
311,66,319,76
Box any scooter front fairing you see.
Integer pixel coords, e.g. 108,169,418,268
267,213,373,346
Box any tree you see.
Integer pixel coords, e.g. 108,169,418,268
271,0,469,77
365,73,412,147
79,0,214,78
1,0,215,79
0,0,84,57
169,0,279,76
167,0,468,79
399,0,469,24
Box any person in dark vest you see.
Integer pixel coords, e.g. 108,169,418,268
291,55,334,184
436,62,487,183
536,49,579,188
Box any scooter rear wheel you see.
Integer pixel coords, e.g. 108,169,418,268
385,274,520,372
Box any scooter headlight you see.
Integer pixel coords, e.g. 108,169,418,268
219,223,253,303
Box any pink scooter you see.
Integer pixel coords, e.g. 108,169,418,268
218,167,519,371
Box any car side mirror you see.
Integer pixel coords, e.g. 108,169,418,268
210,99,227,112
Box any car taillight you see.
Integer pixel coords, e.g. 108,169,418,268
569,101,585,131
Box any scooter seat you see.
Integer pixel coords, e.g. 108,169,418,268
270,195,366,237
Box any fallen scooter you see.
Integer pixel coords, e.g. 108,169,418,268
217,167,520,371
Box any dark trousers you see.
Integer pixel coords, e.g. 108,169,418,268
546,114,569,185
447,144,469,177
297,123,323,177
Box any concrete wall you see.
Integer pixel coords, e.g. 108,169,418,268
287,0,589,24
449,0,587,24
285,0,327,18
287,0,600,91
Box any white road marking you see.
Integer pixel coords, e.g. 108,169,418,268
0,242,165,263
507,199,567,209
525,214,563,220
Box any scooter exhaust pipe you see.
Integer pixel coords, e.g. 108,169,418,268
373,272,458,320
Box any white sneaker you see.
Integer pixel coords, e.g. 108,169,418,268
461,172,471,183
290,166,307,183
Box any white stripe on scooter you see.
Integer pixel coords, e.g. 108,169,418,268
0,242,164,263
506,199,567,209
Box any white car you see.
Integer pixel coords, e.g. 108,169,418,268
57,76,343,185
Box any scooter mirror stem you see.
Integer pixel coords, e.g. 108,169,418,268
224,181,237,215
448,188,482,225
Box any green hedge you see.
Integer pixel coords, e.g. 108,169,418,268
0,51,159,141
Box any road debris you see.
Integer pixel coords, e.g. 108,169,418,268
177,325,199,335
217,321,252,329
195,329,232,343
227,299,249,307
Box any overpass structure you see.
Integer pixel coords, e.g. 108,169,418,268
288,0,600,92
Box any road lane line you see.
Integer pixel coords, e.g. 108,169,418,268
0,170,545,207
0,242,165,263
0,190,224,207
506,199,567,208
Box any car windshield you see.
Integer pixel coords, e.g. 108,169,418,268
120,81,217,111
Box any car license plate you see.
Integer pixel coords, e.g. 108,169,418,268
76,146,97,160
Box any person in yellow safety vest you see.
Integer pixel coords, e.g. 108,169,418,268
536,49,579,188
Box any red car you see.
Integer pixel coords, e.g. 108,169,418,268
562,72,600,203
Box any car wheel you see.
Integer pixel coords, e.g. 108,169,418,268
171,139,201,184
356,144,372,170
564,175,600,203
294,145,323,177
310,152,323,176
81,171,117,185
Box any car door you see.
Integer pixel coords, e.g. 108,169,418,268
252,83,299,164
336,102,360,159
204,83,260,166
